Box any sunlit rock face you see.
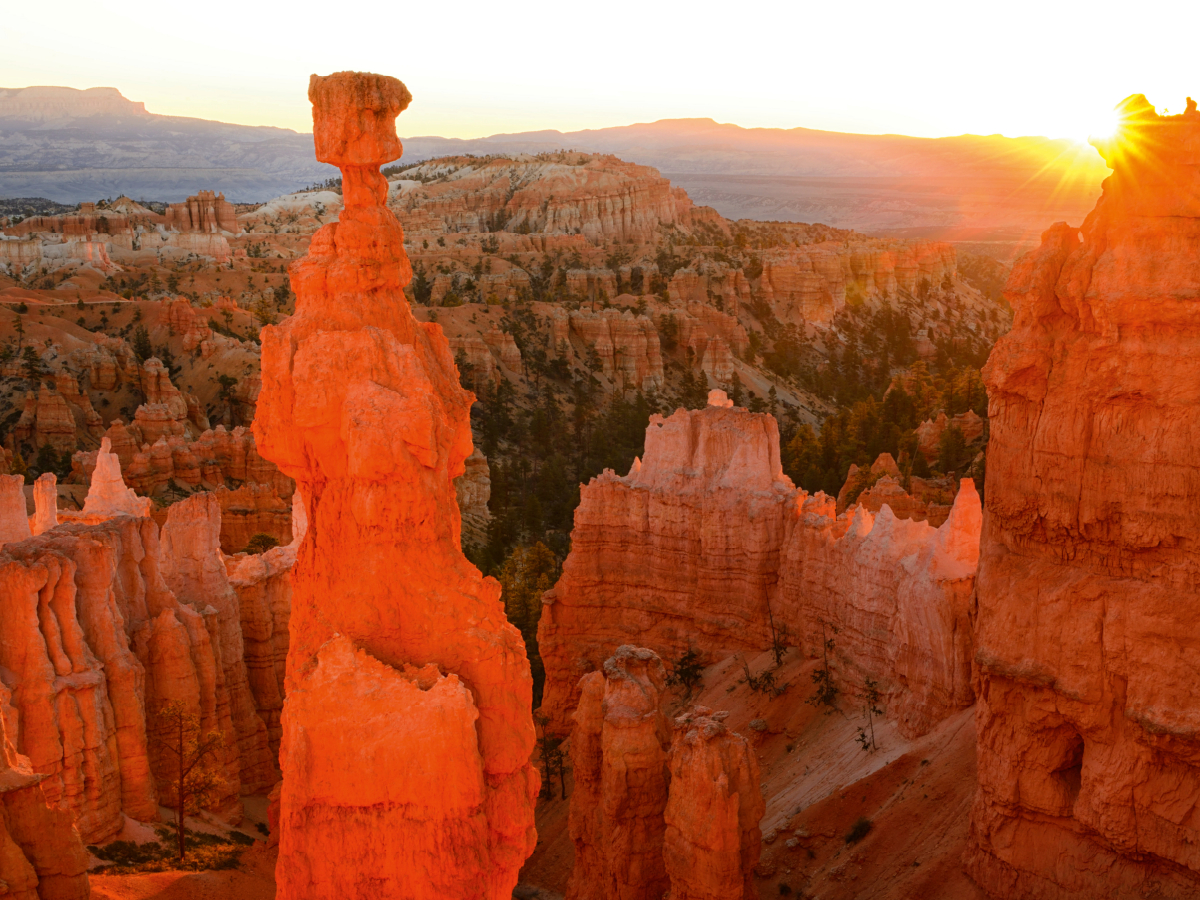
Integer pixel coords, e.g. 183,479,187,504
0,510,274,842
538,396,795,733
253,71,538,899
967,95,1200,899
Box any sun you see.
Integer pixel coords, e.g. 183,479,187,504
1084,107,1123,144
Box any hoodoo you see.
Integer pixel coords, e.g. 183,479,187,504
566,646,672,900
253,72,539,898
968,95,1200,898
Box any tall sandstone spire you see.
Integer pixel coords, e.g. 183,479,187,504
253,71,538,899
969,95,1200,898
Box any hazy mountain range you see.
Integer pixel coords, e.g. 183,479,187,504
0,86,1109,235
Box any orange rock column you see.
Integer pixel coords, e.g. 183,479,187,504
565,646,671,900
253,71,538,899
663,707,763,900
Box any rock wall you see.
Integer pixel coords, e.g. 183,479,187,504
158,494,275,794
776,481,980,738
565,649,763,900
209,482,292,553
539,391,982,739
558,307,665,392
392,154,705,244
966,95,1200,899
12,376,102,454
0,689,91,900
226,540,295,761
755,240,957,327
72,423,292,505
253,71,538,899
0,474,32,545
164,190,238,234
0,511,275,843
539,393,794,731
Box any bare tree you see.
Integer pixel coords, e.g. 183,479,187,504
156,702,225,861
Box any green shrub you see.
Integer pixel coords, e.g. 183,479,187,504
244,533,281,554
845,816,873,844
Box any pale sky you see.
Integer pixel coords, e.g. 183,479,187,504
2,0,1192,142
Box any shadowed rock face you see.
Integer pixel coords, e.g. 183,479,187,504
967,95,1200,899
565,650,763,900
253,71,538,899
0,685,90,900
663,707,763,900
567,647,671,900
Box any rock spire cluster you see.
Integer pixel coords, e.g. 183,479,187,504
566,646,762,900
253,71,538,898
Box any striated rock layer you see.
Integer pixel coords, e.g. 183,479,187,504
566,649,763,900
253,71,538,900
967,96,1200,899
539,391,981,738
0,509,275,843
158,494,275,794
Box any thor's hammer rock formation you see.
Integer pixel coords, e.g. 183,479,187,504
968,94,1200,898
253,71,539,899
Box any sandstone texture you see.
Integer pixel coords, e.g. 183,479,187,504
663,707,763,900
30,473,57,536
158,494,275,794
454,447,492,549
555,308,664,392
0,474,32,545
253,71,538,899
79,438,150,519
0,508,276,843
565,649,763,900
567,647,671,900
539,397,982,739
390,155,705,245
967,95,1200,899
0,688,90,900
163,190,237,234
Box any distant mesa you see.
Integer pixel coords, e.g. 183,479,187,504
0,86,334,203
0,85,149,120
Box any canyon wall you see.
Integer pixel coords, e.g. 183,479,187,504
253,71,538,899
539,393,793,730
755,239,957,327
0,510,275,843
391,154,705,244
966,96,1200,899
539,390,981,738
